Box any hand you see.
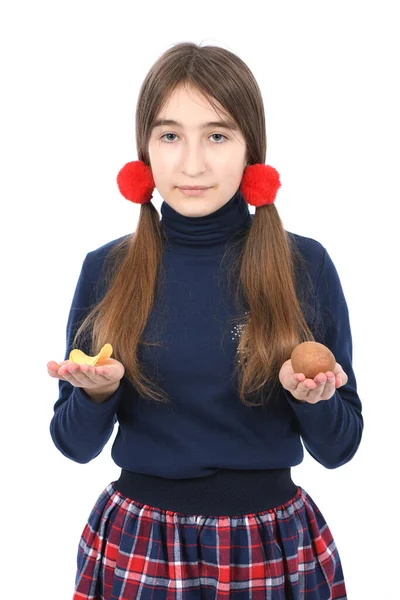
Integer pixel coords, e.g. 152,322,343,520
47,357,125,392
279,358,348,404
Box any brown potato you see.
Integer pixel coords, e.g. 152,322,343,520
291,342,336,379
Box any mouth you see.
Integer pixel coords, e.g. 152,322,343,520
178,186,211,190
178,187,212,196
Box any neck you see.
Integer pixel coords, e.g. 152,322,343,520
160,188,252,254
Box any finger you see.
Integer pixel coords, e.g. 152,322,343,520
324,371,337,389
306,370,334,394
290,370,337,403
81,364,113,384
332,363,348,385
48,361,71,380
314,372,327,385
290,372,305,388
94,365,112,380
47,363,59,378
79,364,99,383
60,364,111,387
332,370,347,387
336,374,345,387
312,372,336,397
58,363,81,380
306,380,333,403
48,361,63,376
58,364,93,386
295,377,324,401
315,370,341,398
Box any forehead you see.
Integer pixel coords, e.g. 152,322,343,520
152,84,239,131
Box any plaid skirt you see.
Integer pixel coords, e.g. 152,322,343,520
73,481,347,599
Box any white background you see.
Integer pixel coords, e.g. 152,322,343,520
1,1,399,598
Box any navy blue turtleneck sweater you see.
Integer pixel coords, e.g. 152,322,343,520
49,189,363,476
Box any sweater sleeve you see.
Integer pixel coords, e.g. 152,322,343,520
49,254,124,464
283,245,364,469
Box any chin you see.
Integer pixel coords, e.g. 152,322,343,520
166,188,227,216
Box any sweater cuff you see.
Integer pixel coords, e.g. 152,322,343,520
283,388,338,413
73,379,125,412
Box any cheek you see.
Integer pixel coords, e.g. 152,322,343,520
152,149,176,170
217,152,245,169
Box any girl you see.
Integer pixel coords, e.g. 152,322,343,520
48,42,363,599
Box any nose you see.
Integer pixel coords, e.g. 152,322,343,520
180,141,207,175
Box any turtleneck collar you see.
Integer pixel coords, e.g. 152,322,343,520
160,187,251,254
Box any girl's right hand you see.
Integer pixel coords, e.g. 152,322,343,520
278,358,345,404
47,358,125,391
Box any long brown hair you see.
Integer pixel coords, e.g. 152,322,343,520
73,42,319,409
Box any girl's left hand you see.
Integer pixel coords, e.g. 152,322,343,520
279,359,349,404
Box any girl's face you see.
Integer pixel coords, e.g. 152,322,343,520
148,83,248,217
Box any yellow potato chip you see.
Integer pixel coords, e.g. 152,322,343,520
69,343,113,366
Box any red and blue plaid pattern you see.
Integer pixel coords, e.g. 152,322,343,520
73,482,347,599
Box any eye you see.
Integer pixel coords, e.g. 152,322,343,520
160,133,228,143
210,133,227,143
160,133,178,143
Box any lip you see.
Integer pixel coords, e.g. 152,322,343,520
178,187,211,197
178,186,211,190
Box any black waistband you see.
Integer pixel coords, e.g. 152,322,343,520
113,468,298,517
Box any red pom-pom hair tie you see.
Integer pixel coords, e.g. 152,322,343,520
240,164,281,207
117,161,155,204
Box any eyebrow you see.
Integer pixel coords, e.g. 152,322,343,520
152,118,238,131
